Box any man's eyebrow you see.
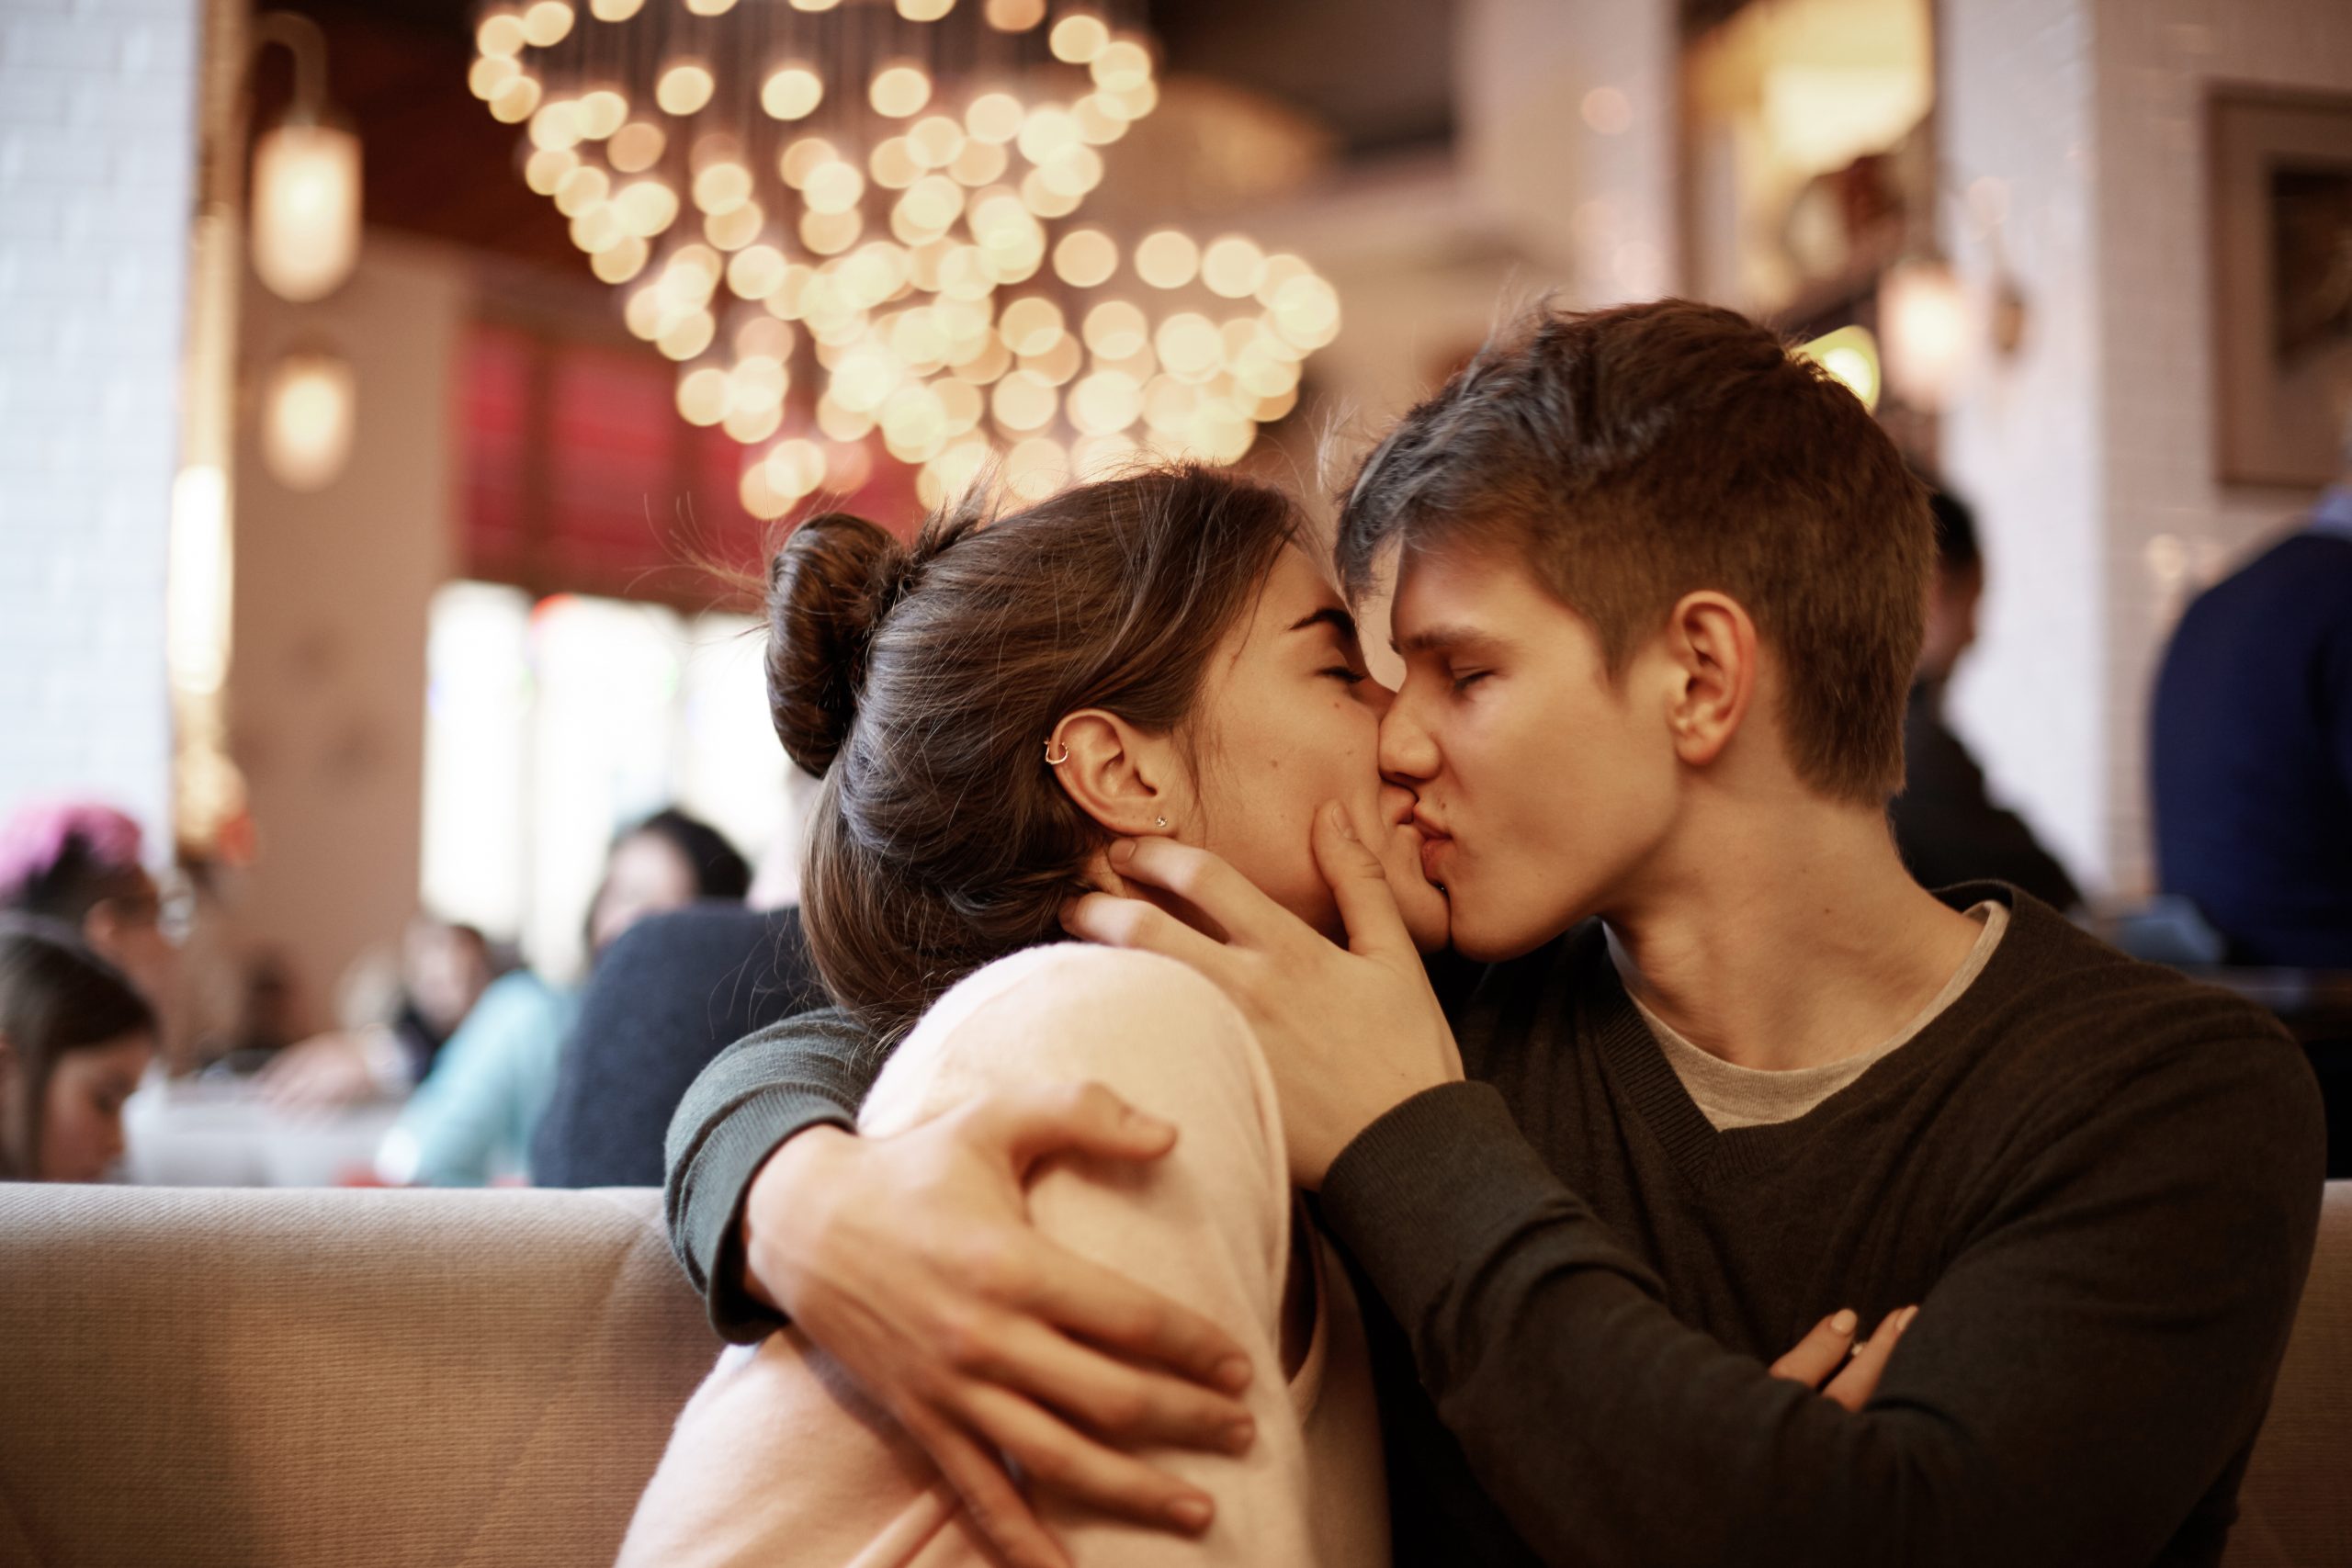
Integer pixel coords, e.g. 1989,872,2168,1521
1288,605,1360,641
1394,623,1505,658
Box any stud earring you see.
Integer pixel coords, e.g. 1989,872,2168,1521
1154,816,1168,829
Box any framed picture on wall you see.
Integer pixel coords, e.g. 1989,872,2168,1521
2211,87,2352,489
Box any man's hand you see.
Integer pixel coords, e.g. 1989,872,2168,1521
1769,1305,1917,1412
741,1086,1260,1568
1063,801,1463,1185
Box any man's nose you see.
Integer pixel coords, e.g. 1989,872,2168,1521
1379,687,1440,783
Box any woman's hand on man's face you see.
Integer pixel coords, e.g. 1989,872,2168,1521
740,1095,1260,1568
1064,801,1465,1186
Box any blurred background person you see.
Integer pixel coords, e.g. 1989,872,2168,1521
2151,428,2352,969
0,916,160,1182
375,807,749,1185
0,800,180,1027
532,785,825,1189
1890,488,2084,911
255,917,495,1112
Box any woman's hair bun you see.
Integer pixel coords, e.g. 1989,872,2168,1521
765,512,910,776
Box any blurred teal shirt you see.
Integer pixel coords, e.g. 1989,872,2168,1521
377,970,582,1186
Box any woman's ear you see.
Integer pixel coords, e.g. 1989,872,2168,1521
1661,590,1758,769
1049,708,1187,839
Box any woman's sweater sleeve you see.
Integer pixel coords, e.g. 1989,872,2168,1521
662,1007,885,1342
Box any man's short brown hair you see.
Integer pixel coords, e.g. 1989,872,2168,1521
1338,298,1931,804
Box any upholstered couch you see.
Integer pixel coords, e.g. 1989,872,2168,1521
1,1183,2346,1566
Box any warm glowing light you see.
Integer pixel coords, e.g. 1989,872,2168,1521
590,0,643,18
489,75,542,123
658,310,717,361
898,0,954,17
1154,312,1220,381
949,138,1009,186
1879,261,1970,408
1049,13,1108,62
577,89,628,139
983,0,1045,29
705,199,763,250
469,55,520,100
250,123,363,302
554,164,609,216
992,369,1058,432
523,146,576,196
591,235,650,282
1082,299,1148,358
477,13,526,55
871,137,922,188
528,99,582,152
1004,436,1069,501
569,203,621,253
780,137,839,187
762,65,823,120
1270,275,1340,349
656,62,716,116
1069,369,1140,434
870,63,933,118
803,160,865,214
1796,324,1882,412
613,178,680,235
1200,235,1265,299
521,1,573,46
684,0,737,14
966,93,1024,144
260,350,357,491
1053,229,1117,288
692,161,752,213
801,208,864,254
608,120,665,171
1090,39,1151,93
677,366,730,425
1134,230,1198,290
908,115,965,167
997,296,1064,356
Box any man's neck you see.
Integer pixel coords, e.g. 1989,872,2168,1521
1602,793,1987,1074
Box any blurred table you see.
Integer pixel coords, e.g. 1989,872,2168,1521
123,1077,403,1188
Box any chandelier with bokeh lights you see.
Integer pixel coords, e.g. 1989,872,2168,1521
468,0,1342,518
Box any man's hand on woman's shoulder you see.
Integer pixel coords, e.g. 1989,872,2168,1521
739,1087,1260,1568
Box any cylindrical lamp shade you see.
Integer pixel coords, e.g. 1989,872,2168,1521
260,349,356,491
250,123,362,302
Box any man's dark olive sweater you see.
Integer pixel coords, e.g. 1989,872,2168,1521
661,888,2324,1566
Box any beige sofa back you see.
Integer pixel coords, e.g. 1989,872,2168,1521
0,1181,2346,1565
0,1186,713,1568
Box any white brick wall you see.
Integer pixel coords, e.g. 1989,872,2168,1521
0,0,198,851
1938,0,2113,892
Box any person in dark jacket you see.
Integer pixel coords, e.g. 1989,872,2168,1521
2151,452,2352,969
1890,487,2082,910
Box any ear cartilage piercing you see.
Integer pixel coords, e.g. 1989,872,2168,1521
1045,739,1069,766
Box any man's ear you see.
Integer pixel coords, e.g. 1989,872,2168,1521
1049,708,1187,839
1661,591,1758,768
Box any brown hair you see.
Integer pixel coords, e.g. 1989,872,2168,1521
0,916,157,1179
1338,298,1931,803
768,465,1302,1040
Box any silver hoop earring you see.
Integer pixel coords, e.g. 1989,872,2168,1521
1044,738,1069,766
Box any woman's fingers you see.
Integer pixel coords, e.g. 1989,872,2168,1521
956,1382,1221,1538
967,1311,1256,1454
1768,1308,1860,1389
1822,1304,1918,1413
897,1400,1071,1568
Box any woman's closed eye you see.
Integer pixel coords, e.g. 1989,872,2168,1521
1450,669,1492,695
1320,664,1369,687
